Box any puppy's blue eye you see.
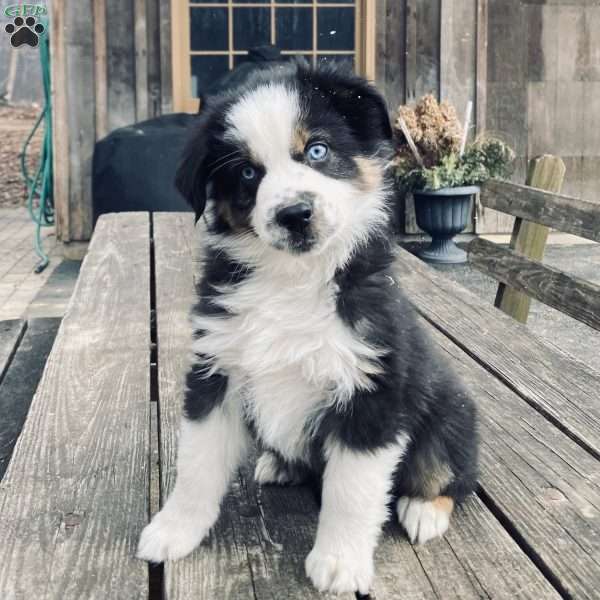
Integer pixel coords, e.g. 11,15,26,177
241,166,256,180
306,143,328,162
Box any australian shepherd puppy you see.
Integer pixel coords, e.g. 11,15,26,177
138,62,478,595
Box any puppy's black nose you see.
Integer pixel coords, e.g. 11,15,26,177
276,202,313,233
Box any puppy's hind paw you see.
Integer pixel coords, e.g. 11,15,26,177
305,546,374,595
137,505,213,563
397,496,453,545
254,451,305,486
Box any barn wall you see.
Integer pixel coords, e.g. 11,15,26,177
51,0,171,243
476,0,600,232
52,0,600,242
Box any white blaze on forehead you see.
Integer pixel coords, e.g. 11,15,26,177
225,84,301,166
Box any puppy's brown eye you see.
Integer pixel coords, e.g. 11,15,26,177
241,166,256,181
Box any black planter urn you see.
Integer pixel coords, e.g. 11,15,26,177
413,186,478,264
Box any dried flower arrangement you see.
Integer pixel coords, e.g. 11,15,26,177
392,94,515,193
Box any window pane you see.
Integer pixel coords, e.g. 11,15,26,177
190,8,228,51
191,55,229,98
233,8,271,50
281,53,313,66
317,7,354,51
317,54,354,70
233,54,251,68
235,0,269,3
276,8,312,51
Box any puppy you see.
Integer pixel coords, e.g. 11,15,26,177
137,62,478,595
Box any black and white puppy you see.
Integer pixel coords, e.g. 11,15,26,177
137,62,478,595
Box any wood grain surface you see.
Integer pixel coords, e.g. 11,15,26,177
0,213,151,599
470,237,600,330
394,246,600,460
494,155,566,323
152,214,564,599
481,179,600,243
425,322,599,600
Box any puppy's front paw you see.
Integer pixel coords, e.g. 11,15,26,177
137,504,214,563
305,545,374,595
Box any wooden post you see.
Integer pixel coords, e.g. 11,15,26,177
494,155,566,323
94,0,108,140
359,0,377,82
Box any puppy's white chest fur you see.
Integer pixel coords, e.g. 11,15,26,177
192,261,381,462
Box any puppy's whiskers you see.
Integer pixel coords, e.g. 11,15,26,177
208,157,246,179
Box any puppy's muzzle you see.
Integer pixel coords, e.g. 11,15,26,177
276,202,313,234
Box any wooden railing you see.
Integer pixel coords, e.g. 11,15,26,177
481,180,600,243
468,155,600,329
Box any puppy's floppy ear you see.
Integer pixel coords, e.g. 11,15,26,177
309,66,393,150
175,113,213,222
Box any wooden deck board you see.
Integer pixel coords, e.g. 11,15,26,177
0,214,151,599
393,246,600,460
152,214,258,600
432,326,599,599
4,212,597,598
152,214,348,599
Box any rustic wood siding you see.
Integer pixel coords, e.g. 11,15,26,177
51,0,171,243
478,0,600,233
53,0,600,240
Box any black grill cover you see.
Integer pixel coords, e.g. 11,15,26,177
92,113,198,222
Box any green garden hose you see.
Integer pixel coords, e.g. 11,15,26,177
20,26,53,274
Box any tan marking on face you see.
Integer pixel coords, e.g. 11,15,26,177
432,496,454,515
291,127,310,155
355,157,383,192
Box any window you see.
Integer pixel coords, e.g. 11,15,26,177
172,0,374,112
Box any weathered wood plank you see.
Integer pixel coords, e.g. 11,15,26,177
152,214,349,599
153,213,255,599
106,0,137,130
470,237,600,330
134,0,149,122
440,0,477,129
0,319,60,480
421,318,600,600
159,0,173,114
405,0,440,102
0,213,151,598
66,0,96,243
393,246,600,459
374,491,559,600
0,319,26,385
50,0,70,242
495,155,566,323
375,0,406,111
475,0,488,135
146,0,162,117
93,0,109,140
481,180,600,243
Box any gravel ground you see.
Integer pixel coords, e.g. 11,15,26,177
0,104,43,208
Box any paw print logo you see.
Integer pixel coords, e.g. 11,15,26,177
5,16,45,48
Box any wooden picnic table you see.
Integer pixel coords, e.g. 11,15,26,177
1,212,599,599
